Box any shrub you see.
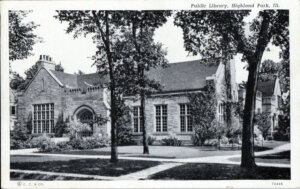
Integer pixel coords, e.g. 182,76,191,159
204,139,219,147
54,113,68,137
117,125,135,146
57,141,73,151
66,136,110,150
254,112,271,139
30,134,59,152
39,140,60,152
65,119,92,139
220,136,229,144
10,122,31,149
67,138,86,150
161,136,182,146
29,134,52,148
10,139,31,149
147,136,156,145
229,137,241,144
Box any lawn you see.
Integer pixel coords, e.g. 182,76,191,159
11,155,79,163
10,172,97,180
11,158,160,177
229,151,290,164
38,141,289,159
40,146,242,159
149,163,290,180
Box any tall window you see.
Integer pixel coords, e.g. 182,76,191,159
33,103,54,133
180,104,193,132
155,105,167,132
10,105,16,116
133,106,142,133
218,102,224,125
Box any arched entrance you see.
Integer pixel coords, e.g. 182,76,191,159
74,106,95,137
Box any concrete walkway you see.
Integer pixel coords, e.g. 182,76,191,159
10,143,290,180
118,163,184,180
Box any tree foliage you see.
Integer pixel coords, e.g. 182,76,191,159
254,112,271,139
174,10,289,168
55,10,133,162
113,11,171,154
55,63,65,72
188,84,225,145
9,10,41,61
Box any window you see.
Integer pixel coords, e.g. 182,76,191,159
10,105,16,116
155,105,167,132
33,103,54,133
277,95,281,108
42,78,45,91
218,102,225,125
180,104,193,132
133,106,142,133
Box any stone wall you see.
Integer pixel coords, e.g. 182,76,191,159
126,93,196,144
17,68,108,135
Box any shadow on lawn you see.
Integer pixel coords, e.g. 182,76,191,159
258,151,290,159
11,159,160,177
149,163,290,180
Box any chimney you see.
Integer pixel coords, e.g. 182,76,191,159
37,55,56,70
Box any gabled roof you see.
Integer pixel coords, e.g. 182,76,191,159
146,60,219,92
36,59,219,92
77,73,109,88
49,71,108,89
50,70,78,88
257,79,276,97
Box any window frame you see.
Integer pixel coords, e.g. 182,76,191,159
180,104,193,132
133,106,142,133
155,105,168,133
32,103,54,134
218,101,225,125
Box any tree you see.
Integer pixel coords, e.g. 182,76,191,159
174,10,289,167
10,61,65,91
254,112,271,139
10,72,25,90
55,10,133,162
55,63,65,72
9,10,41,62
116,11,171,154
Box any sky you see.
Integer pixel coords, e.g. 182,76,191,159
11,10,281,83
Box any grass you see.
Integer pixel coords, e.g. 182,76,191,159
10,172,97,180
229,151,290,164
149,163,290,180
11,155,80,163
11,158,160,177
39,146,242,159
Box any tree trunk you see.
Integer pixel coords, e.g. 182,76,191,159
140,70,149,154
224,58,232,134
105,11,118,163
132,21,149,154
241,60,259,168
110,83,118,163
241,11,271,168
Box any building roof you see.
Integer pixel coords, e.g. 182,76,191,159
49,59,219,92
50,70,78,88
257,79,276,97
147,60,219,92
77,73,109,88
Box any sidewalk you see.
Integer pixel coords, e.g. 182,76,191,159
11,143,290,168
10,143,291,180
